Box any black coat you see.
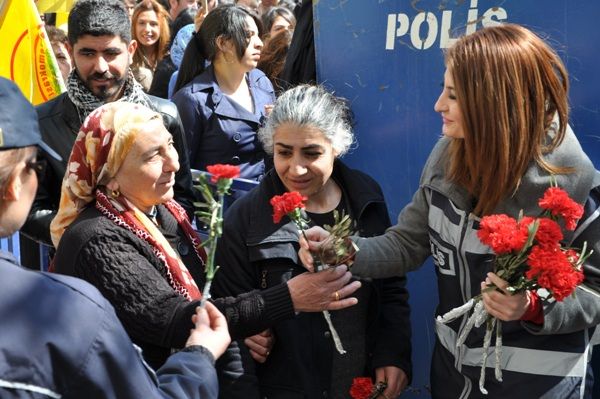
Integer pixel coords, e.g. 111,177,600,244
280,0,316,88
213,160,412,398
22,92,196,246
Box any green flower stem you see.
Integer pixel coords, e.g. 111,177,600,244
290,212,345,354
200,190,225,308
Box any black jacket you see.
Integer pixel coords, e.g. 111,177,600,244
212,160,412,398
280,0,316,89
22,92,196,246
52,203,294,370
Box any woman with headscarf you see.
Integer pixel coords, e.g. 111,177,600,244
50,102,359,370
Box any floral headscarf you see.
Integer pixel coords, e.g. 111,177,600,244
51,102,205,300
51,102,153,244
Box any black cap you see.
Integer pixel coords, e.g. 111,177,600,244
0,77,61,161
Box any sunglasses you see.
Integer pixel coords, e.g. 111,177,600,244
25,158,47,178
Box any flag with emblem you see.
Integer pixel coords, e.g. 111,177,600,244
0,0,66,105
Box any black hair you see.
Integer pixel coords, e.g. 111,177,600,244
261,6,295,36
68,0,131,45
170,7,196,42
174,5,263,92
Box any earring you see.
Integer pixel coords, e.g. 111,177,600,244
110,188,120,198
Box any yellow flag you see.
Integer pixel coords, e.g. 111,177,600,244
0,0,65,105
34,0,75,13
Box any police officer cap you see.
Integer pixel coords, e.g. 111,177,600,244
0,77,61,160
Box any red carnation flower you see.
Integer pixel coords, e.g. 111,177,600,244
538,187,583,230
270,191,307,224
349,377,374,399
526,245,584,301
206,164,240,183
478,214,524,254
535,218,563,248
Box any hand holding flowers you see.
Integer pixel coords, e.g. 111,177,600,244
437,184,591,394
349,377,388,399
270,191,358,354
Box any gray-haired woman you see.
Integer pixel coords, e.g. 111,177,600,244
212,85,412,399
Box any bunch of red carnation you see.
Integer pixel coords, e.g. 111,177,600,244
477,186,588,302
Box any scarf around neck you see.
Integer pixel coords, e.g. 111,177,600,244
96,190,205,301
50,102,206,300
66,69,152,123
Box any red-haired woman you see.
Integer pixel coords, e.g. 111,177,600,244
131,0,171,91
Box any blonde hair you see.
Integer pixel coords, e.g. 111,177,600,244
445,24,571,215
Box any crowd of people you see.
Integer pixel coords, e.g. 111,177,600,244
1,0,599,398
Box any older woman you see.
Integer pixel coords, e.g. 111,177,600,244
0,77,229,399
50,101,358,371
212,85,412,399
172,5,274,181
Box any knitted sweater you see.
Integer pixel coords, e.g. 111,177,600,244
53,203,295,369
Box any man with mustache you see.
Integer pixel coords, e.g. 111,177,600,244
23,0,195,250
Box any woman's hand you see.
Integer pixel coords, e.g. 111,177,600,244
481,272,530,321
244,329,274,363
186,302,231,359
375,366,408,399
287,265,361,312
298,226,331,272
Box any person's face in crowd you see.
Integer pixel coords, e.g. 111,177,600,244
170,0,197,19
135,10,160,48
51,40,73,83
123,0,136,19
1,147,39,236
108,119,179,213
269,15,292,37
239,16,263,71
262,0,278,7
68,35,136,102
273,123,337,200
434,68,464,139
